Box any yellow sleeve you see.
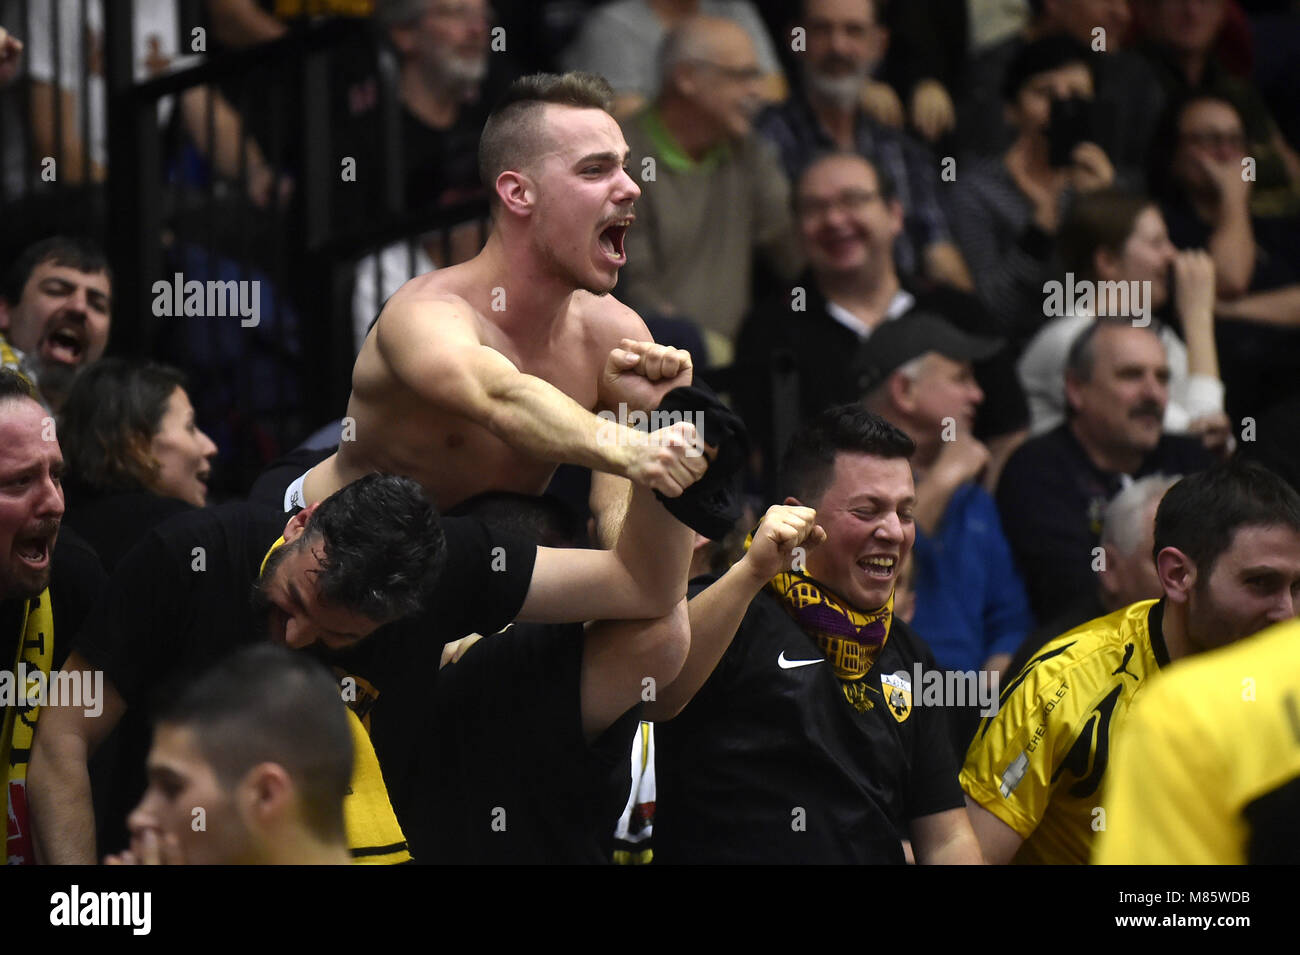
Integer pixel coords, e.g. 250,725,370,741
1094,683,1232,865
960,661,1075,839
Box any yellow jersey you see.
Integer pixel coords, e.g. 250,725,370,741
1095,617,1300,864
961,600,1171,864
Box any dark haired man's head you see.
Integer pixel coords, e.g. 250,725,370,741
0,370,64,600
795,152,902,284
380,0,490,97
1162,92,1248,202
57,358,217,507
1140,0,1225,57
779,404,915,611
128,645,353,864
0,236,112,411
797,0,886,109
1064,319,1169,469
478,72,639,297
1002,35,1094,136
1153,460,1300,652
252,473,445,650
1058,190,1177,309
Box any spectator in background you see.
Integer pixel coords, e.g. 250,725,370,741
105,645,354,866
1134,0,1300,216
0,23,21,87
947,35,1116,336
957,0,1167,183
1018,190,1230,454
1010,471,1177,673
57,359,218,572
618,17,800,364
0,236,112,412
0,370,106,866
757,0,974,290
561,0,786,117
859,313,1031,680
996,318,1212,622
734,152,1028,487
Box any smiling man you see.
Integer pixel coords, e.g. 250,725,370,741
0,237,112,412
29,455,701,863
255,72,707,532
647,405,984,863
965,460,1300,865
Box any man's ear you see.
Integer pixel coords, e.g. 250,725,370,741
1155,546,1196,603
0,297,11,333
867,24,889,65
282,502,320,544
1097,544,1121,597
1063,369,1085,415
1094,245,1122,282
496,170,535,217
888,369,916,415
239,763,294,831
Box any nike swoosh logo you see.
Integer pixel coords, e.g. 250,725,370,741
778,651,824,670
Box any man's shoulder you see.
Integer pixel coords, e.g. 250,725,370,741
1013,600,1160,687
1002,425,1079,477
1149,432,1214,473
574,290,646,341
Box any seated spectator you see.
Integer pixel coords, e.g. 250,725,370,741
996,317,1213,622
965,460,1300,864
1134,0,1300,217
757,0,973,289
57,359,218,572
0,235,111,412
648,405,983,863
734,151,1028,486
1149,90,1300,421
561,0,785,117
618,16,801,364
0,370,106,865
947,35,1117,336
1018,189,1230,453
859,312,1031,680
957,0,1167,184
1008,471,1178,673
105,645,353,865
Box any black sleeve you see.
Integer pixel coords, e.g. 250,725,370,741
49,526,107,672
905,636,967,819
424,517,538,643
71,528,189,707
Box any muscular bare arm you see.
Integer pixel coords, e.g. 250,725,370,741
912,807,986,864
378,301,703,496
964,794,1026,865
28,653,127,864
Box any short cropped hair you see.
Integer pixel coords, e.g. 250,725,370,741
1002,34,1093,102
478,72,615,209
0,368,40,405
1154,460,1300,583
1064,317,1163,386
158,645,353,844
57,358,189,494
302,473,446,623
779,404,915,506
1,235,111,305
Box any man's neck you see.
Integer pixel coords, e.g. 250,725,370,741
1161,600,1193,664
400,65,460,130
260,837,353,865
1068,418,1146,476
472,232,576,343
655,97,727,162
820,266,899,319
808,94,856,148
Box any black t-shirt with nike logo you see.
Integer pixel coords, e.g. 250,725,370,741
654,579,964,864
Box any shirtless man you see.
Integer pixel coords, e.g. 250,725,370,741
290,72,708,520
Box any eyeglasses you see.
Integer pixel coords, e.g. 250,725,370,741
797,189,882,219
1180,130,1246,150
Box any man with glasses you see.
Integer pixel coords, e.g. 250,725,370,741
756,0,973,293
617,15,801,365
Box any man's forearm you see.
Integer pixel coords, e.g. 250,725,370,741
644,558,768,720
29,736,98,864
1209,199,1255,299
487,372,635,477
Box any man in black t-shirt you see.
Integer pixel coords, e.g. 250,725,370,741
649,406,983,863
29,464,697,863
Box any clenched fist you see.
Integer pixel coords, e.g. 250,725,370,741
741,505,826,582
602,339,694,413
622,420,711,497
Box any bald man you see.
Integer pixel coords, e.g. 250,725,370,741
615,16,801,365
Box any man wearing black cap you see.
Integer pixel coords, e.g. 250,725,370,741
859,313,1034,753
